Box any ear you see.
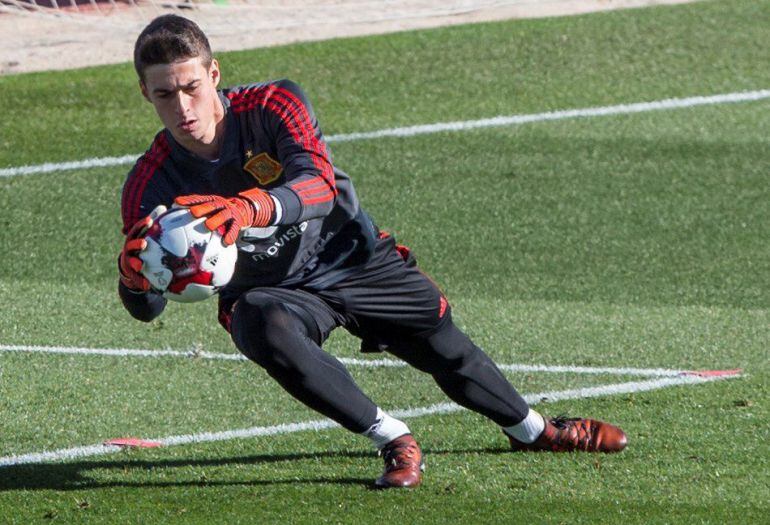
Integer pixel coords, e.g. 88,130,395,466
139,80,150,102
209,58,221,88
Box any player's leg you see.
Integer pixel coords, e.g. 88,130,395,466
327,233,533,429
335,233,627,453
386,317,531,426
386,319,626,452
227,287,377,433
225,287,420,487
361,308,542,441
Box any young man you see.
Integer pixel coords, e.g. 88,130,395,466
119,14,627,489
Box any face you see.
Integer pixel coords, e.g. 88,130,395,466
140,56,224,158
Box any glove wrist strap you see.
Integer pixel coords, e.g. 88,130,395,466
239,188,276,227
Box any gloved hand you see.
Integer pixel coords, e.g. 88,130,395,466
118,205,167,292
175,188,275,246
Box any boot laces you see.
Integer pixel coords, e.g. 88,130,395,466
380,441,418,470
550,415,593,450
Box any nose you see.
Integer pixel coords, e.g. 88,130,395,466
173,91,190,116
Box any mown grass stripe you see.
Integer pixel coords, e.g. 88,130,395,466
0,374,736,467
0,343,691,377
1,88,767,178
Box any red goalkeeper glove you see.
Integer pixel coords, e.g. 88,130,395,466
118,205,167,292
174,188,275,246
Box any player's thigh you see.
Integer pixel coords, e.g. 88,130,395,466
332,255,451,342
224,287,342,346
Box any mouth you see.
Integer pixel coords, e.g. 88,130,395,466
178,119,197,133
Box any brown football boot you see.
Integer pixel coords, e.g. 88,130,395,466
507,416,627,453
374,434,424,489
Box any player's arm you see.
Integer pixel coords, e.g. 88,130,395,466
118,206,168,321
259,79,337,224
175,80,336,245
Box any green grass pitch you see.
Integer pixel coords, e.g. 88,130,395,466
0,0,768,523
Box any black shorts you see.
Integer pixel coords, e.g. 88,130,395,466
218,233,451,348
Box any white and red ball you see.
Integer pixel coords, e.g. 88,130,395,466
139,207,237,303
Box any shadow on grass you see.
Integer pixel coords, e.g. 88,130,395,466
0,446,508,491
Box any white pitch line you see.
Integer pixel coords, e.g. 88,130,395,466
0,343,692,377
498,363,685,378
0,154,139,178
1,89,768,178
0,373,736,467
326,89,770,142
0,344,248,361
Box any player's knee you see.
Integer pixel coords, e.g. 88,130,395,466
230,293,303,368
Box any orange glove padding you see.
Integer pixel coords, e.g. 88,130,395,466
119,205,167,292
175,188,275,246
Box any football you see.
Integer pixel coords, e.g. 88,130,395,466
139,207,238,303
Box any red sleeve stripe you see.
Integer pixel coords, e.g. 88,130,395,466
292,178,334,205
230,86,319,163
121,133,170,232
298,193,335,206
230,87,322,174
226,85,269,113
293,179,334,202
228,85,336,202
261,95,334,203
227,86,274,114
265,99,310,148
292,177,328,190
293,183,328,194
291,177,329,192
268,89,313,146
270,87,336,194
269,88,313,146
263,92,336,202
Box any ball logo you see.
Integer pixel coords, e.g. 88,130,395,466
161,242,206,278
153,272,168,287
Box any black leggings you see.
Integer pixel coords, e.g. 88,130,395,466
230,290,530,433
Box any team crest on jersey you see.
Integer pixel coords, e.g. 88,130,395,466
243,152,282,185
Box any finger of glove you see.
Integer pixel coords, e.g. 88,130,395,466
124,238,147,254
119,252,143,275
126,216,153,240
119,254,148,291
148,204,167,221
127,255,144,274
121,272,150,292
203,209,233,232
222,222,240,246
118,255,132,277
189,201,228,219
175,194,216,207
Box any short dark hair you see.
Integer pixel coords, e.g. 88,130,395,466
134,14,212,81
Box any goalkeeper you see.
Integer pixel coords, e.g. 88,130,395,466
119,14,627,489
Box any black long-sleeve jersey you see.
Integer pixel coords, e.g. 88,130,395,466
119,79,378,321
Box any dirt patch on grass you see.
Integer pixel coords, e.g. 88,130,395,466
0,0,700,74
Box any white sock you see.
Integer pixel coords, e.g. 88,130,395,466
362,408,411,450
503,409,545,444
